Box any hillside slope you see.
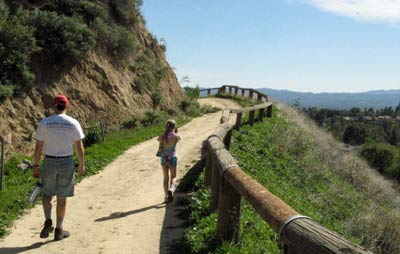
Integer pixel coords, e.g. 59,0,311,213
176,101,400,254
0,0,183,147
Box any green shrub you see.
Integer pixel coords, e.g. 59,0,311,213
0,5,36,94
152,92,162,108
0,0,8,24
183,85,200,100
179,98,202,117
43,1,138,57
44,0,108,24
180,98,192,112
83,124,103,147
132,56,168,93
109,0,141,26
132,75,147,94
360,142,399,173
201,105,220,114
141,110,162,127
343,123,367,145
92,18,137,56
167,108,178,116
0,84,15,98
27,9,96,63
385,163,400,180
122,118,138,129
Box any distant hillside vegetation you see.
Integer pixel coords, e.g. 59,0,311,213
259,88,400,109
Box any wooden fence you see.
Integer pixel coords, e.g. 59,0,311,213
200,85,269,102
200,85,372,254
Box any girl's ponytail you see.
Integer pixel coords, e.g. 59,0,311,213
164,119,177,143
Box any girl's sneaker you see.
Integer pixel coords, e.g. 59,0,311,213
167,190,174,202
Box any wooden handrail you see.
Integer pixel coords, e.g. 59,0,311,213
199,88,220,92
229,102,272,113
200,85,372,253
199,85,269,102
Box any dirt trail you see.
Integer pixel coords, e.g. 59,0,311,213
0,98,240,254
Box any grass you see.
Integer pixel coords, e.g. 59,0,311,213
177,103,400,254
0,117,190,238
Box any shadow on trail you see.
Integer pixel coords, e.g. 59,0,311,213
94,203,166,222
0,241,53,254
159,160,205,254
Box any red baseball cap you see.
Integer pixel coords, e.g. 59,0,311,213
53,95,69,107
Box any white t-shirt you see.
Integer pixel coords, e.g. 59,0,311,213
35,114,85,156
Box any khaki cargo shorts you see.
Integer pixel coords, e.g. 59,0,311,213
40,157,75,197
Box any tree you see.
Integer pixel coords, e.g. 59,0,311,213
343,123,367,145
389,124,400,146
395,102,400,116
366,107,375,116
350,107,361,117
184,85,200,100
361,142,399,173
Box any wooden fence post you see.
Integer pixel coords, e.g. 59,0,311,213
249,89,254,99
0,137,5,191
249,110,255,126
207,89,211,96
235,112,243,131
217,177,241,242
258,108,265,122
229,86,232,94
205,150,212,187
100,122,106,142
267,105,273,118
234,87,238,96
257,93,262,101
241,89,245,97
210,161,221,211
223,129,232,150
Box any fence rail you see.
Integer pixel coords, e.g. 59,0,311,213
200,85,269,102
201,85,372,254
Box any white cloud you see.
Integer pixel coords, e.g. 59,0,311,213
303,0,400,24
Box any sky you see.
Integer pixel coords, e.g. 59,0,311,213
141,0,400,93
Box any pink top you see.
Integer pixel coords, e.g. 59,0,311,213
158,131,181,158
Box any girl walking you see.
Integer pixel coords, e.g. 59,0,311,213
157,119,181,203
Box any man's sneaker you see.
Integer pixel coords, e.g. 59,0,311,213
40,219,54,238
54,228,70,241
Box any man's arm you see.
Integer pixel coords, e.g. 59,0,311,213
33,140,44,178
75,139,85,176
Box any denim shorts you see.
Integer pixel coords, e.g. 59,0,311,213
161,157,178,167
41,157,75,197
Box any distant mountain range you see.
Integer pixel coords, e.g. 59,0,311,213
258,88,400,109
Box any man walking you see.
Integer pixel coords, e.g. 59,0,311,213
33,95,85,241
